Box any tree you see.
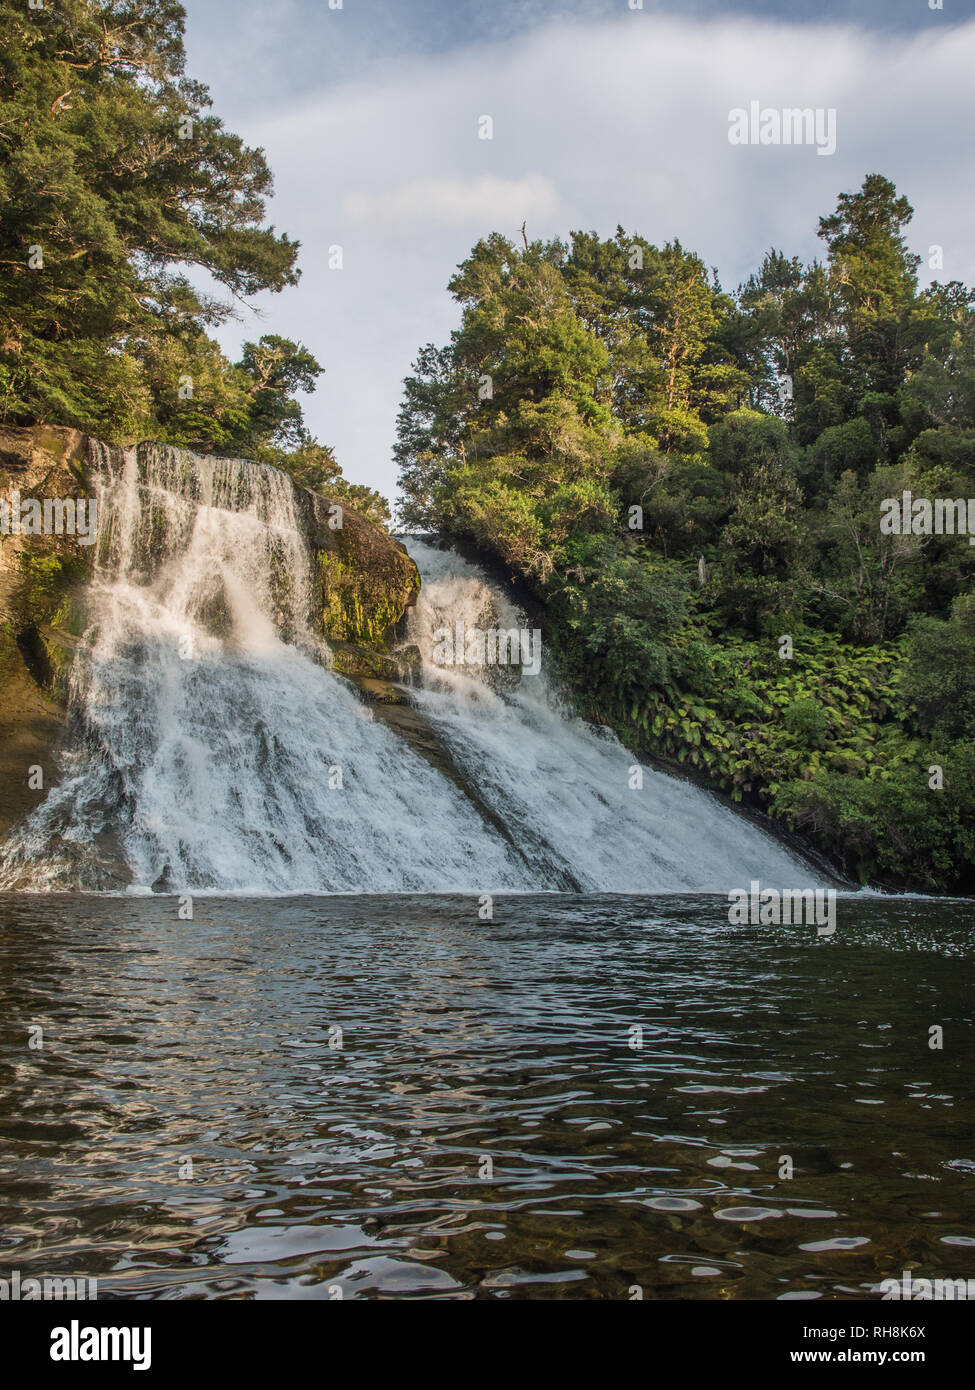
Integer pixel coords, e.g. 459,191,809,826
267,435,391,527
711,459,809,633
392,176,975,891
447,232,611,439
818,174,920,397
0,0,299,436
811,466,924,642
901,599,975,743
233,336,322,455
394,344,469,530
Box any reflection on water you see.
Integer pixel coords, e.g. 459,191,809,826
0,893,972,1300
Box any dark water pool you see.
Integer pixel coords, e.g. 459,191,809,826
0,892,972,1299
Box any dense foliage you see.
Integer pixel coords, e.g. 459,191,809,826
396,181,975,891
0,0,388,523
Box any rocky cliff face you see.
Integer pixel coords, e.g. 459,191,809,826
301,487,419,657
0,425,419,840
0,425,94,838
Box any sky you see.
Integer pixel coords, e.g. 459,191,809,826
179,0,975,502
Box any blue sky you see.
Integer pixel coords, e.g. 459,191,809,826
179,0,974,501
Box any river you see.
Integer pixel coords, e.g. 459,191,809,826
0,890,971,1299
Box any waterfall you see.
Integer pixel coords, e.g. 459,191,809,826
0,447,814,894
0,445,528,893
403,540,813,893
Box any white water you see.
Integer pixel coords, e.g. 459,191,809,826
0,445,526,893
404,540,813,893
0,446,814,894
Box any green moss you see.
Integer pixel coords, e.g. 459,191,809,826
16,546,93,629
328,642,404,680
315,548,416,647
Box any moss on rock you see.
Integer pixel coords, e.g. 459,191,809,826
301,490,419,647
0,425,95,836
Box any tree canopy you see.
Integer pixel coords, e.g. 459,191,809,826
0,0,388,522
395,176,975,891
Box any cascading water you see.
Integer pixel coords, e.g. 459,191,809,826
403,540,814,893
0,446,815,893
0,445,527,893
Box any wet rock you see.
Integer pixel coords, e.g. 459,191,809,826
301,489,419,648
0,425,94,838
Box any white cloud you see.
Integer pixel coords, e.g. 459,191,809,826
343,174,562,229
203,13,975,500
